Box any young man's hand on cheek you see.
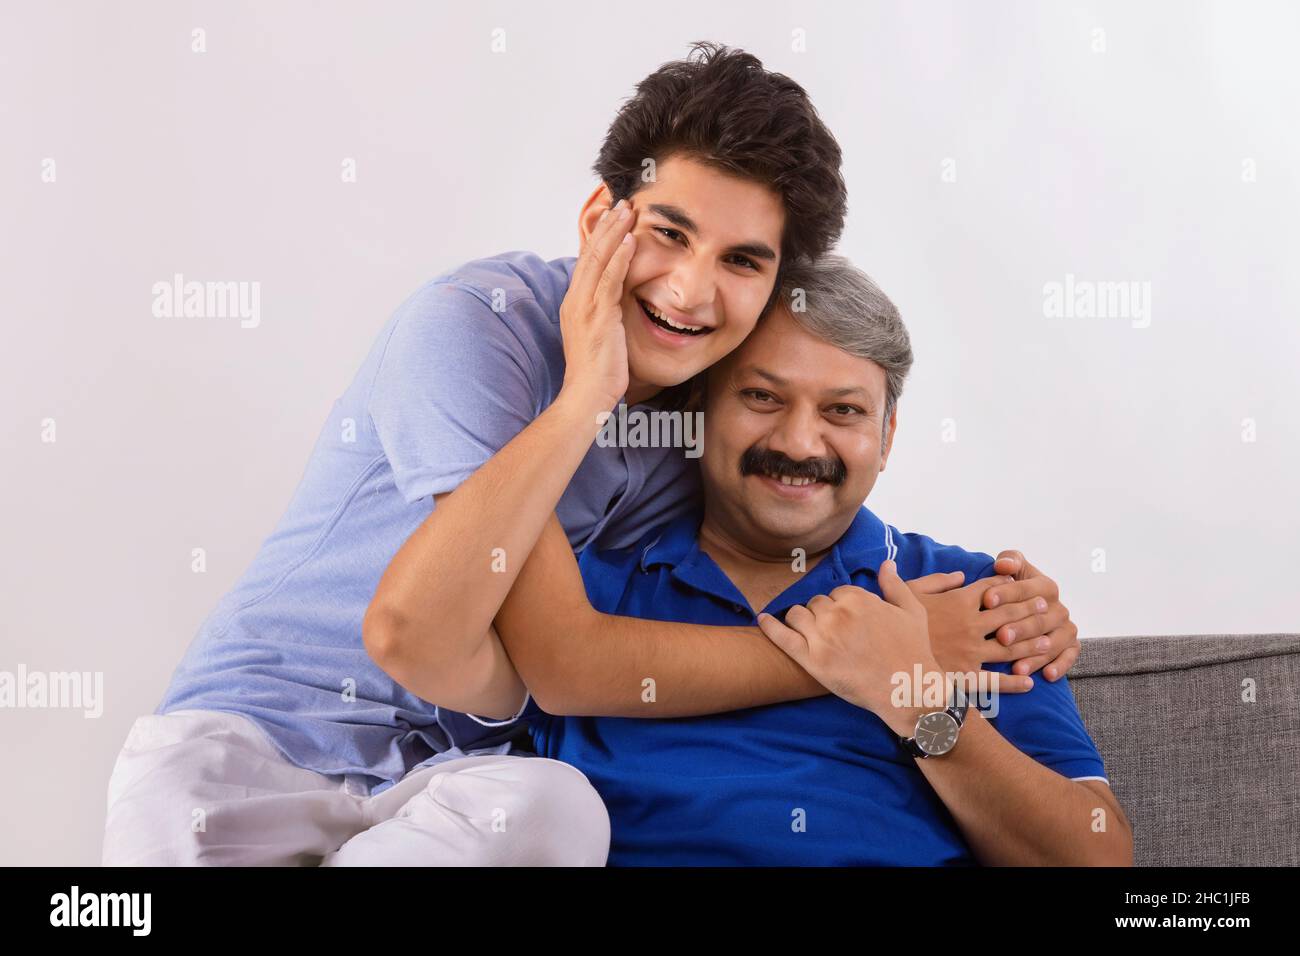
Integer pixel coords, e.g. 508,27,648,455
559,198,639,412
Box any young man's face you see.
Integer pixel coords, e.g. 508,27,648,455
579,153,786,394
700,307,898,555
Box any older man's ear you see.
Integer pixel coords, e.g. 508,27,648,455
879,405,899,472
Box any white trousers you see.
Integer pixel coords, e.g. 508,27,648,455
101,709,610,866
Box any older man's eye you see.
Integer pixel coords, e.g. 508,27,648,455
829,404,862,417
742,389,776,403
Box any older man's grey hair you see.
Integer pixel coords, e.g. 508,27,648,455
777,255,913,432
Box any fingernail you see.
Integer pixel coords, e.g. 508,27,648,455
621,233,633,245
599,209,610,223
1035,598,1048,612
1005,628,1016,642
1035,637,1050,651
988,595,999,607
613,198,626,211
1045,668,1055,680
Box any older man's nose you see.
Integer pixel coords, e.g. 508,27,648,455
766,409,827,464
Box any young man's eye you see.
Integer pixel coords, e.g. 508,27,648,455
725,254,759,271
654,227,686,244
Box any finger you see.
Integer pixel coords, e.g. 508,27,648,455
984,669,1035,695
996,633,1057,664
983,596,1057,642
877,560,923,614
961,575,1012,610
982,574,1058,610
783,603,817,636
1008,653,1048,676
573,199,635,304
570,201,618,291
1006,623,1078,676
757,611,810,663
992,550,1025,578
906,570,965,595
594,231,636,311
806,593,834,616
584,205,635,306
1041,636,1080,681
570,203,614,288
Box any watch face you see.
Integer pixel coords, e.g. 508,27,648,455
915,711,959,756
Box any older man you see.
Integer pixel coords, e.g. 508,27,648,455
376,255,1132,866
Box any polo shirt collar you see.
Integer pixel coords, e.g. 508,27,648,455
638,504,896,615
833,503,896,576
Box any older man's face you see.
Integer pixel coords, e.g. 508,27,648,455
701,306,897,553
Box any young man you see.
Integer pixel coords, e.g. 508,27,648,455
104,43,1075,866
377,257,1131,865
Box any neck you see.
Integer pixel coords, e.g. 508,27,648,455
696,517,835,614
624,377,660,405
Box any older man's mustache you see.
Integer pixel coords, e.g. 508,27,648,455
739,447,847,486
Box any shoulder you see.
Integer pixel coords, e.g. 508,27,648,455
578,523,662,579
432,250,576,316
374,251,575,386
889,526,996,583
576,521,672,614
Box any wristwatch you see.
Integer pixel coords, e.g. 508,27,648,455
898,680,969,758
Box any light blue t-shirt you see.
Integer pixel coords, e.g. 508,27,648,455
158,251,702,794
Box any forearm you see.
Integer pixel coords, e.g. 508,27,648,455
502,603,827,717
493,511,827,716
364,385,607,665
900,710,1133,866
376,622,529,720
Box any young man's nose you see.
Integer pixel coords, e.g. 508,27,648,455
666,256,717,313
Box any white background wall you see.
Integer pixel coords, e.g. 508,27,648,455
2,1,1296,865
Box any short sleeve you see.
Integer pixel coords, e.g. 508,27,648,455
978,664,1109,782
366,282,542,504
892,529,1108,782
436,694,547,752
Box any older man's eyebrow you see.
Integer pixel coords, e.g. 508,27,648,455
742,371,879,412
824,386,869,399
647,203,778,262
745,367,787,386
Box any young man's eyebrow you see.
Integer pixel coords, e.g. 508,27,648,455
647,203,779,261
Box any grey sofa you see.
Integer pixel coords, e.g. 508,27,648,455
1069,633,1300,866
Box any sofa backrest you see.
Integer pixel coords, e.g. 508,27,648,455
1069,633,1300,866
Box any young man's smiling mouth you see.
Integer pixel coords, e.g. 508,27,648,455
637,298,712,337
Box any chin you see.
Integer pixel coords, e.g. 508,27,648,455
745,505,828,548
625,337,704,389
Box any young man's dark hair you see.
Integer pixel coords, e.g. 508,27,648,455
594,41,848,268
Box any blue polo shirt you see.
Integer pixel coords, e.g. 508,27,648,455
527,505,1108,866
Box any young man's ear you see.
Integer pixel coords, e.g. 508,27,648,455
577,183,616,250
879,404,899,472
